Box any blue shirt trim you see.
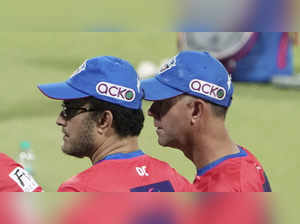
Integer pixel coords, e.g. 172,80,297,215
197,146,248,176
95,150,145,165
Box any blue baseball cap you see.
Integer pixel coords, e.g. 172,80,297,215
141,51,234,107
38,56,143,109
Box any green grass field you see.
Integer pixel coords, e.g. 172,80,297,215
0,0,174,31
1,32,299,223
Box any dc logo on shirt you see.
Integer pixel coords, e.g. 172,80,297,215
136,166,149,176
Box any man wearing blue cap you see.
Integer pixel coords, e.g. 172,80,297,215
141,51,271,192
38,56,193,192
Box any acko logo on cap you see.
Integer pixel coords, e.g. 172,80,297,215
96,82,136,102
189,79,226,100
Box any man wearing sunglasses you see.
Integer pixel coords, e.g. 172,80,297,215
38,56,193,192
0,153,43,192
141,51,271,192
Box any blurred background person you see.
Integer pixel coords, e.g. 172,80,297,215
178,32,298,83
175,0,292,31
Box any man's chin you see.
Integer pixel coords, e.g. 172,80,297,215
62,147,85,158
158,138,170,147
158,138,179,149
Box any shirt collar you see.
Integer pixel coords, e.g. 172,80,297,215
197,146,247,176
95,150,145,165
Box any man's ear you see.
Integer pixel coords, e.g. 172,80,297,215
96,110,113,135
190,99,205,124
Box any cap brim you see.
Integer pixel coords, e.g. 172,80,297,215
38,82,88,100
141,77,183,101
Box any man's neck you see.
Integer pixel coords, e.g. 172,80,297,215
90,136,139,165
185,123,239,170
192,138,239,170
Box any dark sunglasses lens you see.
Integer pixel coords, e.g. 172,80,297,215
61,106,90,120
61,107,74,120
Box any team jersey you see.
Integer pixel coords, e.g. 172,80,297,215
193,146,271,192
0,153,43,192
58,150,194,192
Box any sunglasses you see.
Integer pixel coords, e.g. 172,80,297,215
148,97,180,118
60,104,97,120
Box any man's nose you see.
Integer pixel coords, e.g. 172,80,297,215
148,104,161,120
148,108,154,117
56,112,66,126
